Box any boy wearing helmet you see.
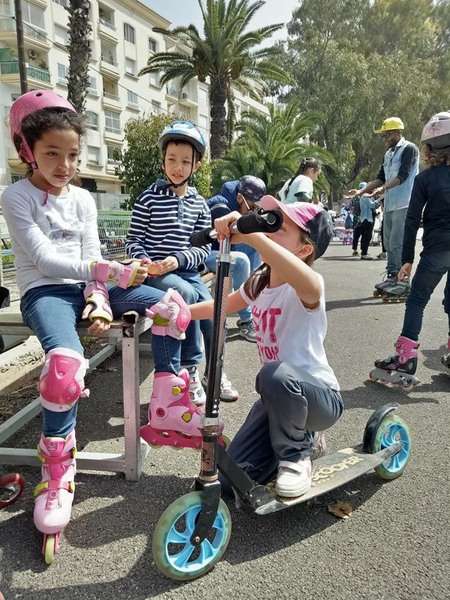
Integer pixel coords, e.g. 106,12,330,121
370,112,450,389
206,175,267,343
126,121,238,403
349,117,419,298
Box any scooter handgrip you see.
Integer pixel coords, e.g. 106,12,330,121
234,209,283,234
190,227,214,247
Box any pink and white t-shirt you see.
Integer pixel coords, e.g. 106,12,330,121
240,276,339,391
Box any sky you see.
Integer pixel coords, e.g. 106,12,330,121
144,0,299,42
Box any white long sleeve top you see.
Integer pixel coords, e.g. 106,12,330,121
1,179,102,297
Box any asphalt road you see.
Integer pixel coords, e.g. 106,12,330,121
1,243,449,600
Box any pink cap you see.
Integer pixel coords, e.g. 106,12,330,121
258,195,332,258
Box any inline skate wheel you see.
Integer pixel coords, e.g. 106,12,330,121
43,533,60,565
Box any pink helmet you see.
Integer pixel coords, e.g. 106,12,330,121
10,89,76,168
421,112,450,149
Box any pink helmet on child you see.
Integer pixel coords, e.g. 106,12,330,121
421,112,450,149
9,89,76,168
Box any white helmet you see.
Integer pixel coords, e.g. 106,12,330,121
421,112,450,149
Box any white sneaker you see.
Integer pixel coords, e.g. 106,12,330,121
201,372,239,402
275,457,312,498
219,372,239,402
188,367,206,406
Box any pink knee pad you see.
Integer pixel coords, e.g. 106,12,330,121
146,288,191,340
39,348,88,412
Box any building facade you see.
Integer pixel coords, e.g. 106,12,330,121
0,0,268,202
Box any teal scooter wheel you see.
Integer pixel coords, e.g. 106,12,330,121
371,414,411,480
152,491,232,581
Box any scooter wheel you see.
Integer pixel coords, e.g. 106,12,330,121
371,414,411,480
0,473,25,508
152,491,232,581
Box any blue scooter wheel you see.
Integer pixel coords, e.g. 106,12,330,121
152,491,232,581
372,414,411,480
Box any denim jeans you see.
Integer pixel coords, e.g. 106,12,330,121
21,283,180,437
205,250,252,322
221,362,343,490
383,208,408,274
401,252,450,341
232,243,261,272
146,270,212,369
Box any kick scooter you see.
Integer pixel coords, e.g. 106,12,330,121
0,472,24,509
151,212,412,581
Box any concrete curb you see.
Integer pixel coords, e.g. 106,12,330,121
0,336,43,393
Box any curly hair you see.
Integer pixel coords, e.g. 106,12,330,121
421,143,450,168
13,107,85,164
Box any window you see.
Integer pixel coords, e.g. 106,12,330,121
106,144,121,163
57,63,67,84
105,110,121,134
0,0,11,16
87,146,101,165
123,23,135,44
23,1,45,29
86,111,98,130
148,38,157,53
151,100,161,115
54,24,68,47
125,58,136,76
88,75,98,94
148,71,161,88
127,90,138,106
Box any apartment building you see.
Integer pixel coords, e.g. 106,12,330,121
0,0,268,200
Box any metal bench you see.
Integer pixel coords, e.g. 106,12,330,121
0,311,152,481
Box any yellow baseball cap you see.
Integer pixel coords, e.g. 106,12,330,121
374,117,405,134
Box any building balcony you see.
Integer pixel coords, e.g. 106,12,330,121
100,58,120,79
0,61,52,87
104,128,122,143
166,86,198,107
0,18,50,50
98,20,118,42
102,91,121,110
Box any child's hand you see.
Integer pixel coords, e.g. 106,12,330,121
214,211,241,240
157,256,179,275
133,263,150,285
87,318,111,336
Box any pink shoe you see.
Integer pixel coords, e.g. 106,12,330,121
140,370,204,449
33,430,76,563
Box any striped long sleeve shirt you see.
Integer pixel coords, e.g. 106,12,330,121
126,179,211,271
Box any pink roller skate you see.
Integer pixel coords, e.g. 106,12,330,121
369,335,419,390
33,430,76,564
140,369,205,450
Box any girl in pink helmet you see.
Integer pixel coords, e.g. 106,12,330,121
370,112,450,389
1,91,207,563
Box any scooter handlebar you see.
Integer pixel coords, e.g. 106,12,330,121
190,209,283,247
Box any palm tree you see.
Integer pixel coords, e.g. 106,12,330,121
217,101,335,194
140,0,288,159
66,0,92,112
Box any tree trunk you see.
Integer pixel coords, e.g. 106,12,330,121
209,79,228,160
67,0,92,113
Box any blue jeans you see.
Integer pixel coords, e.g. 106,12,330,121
21,283,181,437
232,243,261,272
401,252,450,341
383,208,408,274
146,271,212,369
205,250,252,322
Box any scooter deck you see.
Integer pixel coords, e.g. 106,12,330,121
255,445,398,515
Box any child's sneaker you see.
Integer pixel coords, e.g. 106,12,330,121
352,250,359,257
237,319,257,343
201,372,239,402
188,367,206,406
275,456,312,498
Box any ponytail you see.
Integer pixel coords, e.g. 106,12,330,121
285,157,321,197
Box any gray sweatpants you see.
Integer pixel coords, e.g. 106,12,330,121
224,362,343,487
